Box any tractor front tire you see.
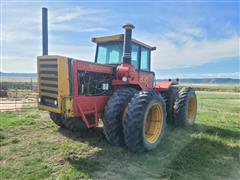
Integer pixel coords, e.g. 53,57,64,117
62,117,87,131
174,87,197,126
49,112,64,127
161,86,179,125
103,87,138,146
124,91,166,152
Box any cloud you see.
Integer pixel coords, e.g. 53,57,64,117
51,7,108,23
49,6,110,32
53,10,82,23
1,5,110,43
2,31,40,42
50,24,108,32
164,28,206,44
1,4,112,72
137,31,239,69
50,44,96,61
1,43,96,73
183,28,203,37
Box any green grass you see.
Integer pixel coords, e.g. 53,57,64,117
0,90,239,179
0,111,38,130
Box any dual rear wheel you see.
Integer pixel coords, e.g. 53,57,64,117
103,88,166,152
161,87,197,126
174,87,197,126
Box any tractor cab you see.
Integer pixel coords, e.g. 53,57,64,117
92,34,156,72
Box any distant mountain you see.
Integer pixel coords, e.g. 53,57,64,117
157,78,240,84
1,72,239,84
0,72,37,78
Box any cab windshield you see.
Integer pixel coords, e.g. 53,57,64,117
95,41,150,71
96,42,123,64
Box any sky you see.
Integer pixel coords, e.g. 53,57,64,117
0,0,239,79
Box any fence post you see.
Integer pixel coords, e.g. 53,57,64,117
30,78,33,92
15,89,17,111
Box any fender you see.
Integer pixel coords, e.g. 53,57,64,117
155,81,178,92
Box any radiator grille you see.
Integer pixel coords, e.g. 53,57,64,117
39,59,58,107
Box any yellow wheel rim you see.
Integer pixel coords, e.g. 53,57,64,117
144,103,163,144
188,96,197,122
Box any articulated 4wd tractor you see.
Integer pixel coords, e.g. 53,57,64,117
38,8,197,152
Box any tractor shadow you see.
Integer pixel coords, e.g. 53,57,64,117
58,126,130,178
58,123,240,179
58,126,109,149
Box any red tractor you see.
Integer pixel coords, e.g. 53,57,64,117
38,8,197,152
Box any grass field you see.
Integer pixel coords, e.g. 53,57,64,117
0,89,239,179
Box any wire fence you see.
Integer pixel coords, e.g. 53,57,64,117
0,79,38,112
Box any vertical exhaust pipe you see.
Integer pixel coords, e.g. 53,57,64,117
42,7,48,55
122,24,135,64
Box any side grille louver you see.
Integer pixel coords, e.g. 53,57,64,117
39,59,58,107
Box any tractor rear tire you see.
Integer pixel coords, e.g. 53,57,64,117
62,117,87,131
161,86,179,125
103,87,138,146
49,112,64,127
124,91,166,152
174,87,197,126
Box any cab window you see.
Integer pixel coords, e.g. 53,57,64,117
131,44,139,70
140,47,150,71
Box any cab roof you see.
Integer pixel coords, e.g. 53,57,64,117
92,34,156,51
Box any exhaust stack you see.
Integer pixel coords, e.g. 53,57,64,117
42,7,48,55
122,24,135,64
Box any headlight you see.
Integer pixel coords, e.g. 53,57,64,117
122,76,127,82
54,100,58,106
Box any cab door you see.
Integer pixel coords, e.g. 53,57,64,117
138,46,154,88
